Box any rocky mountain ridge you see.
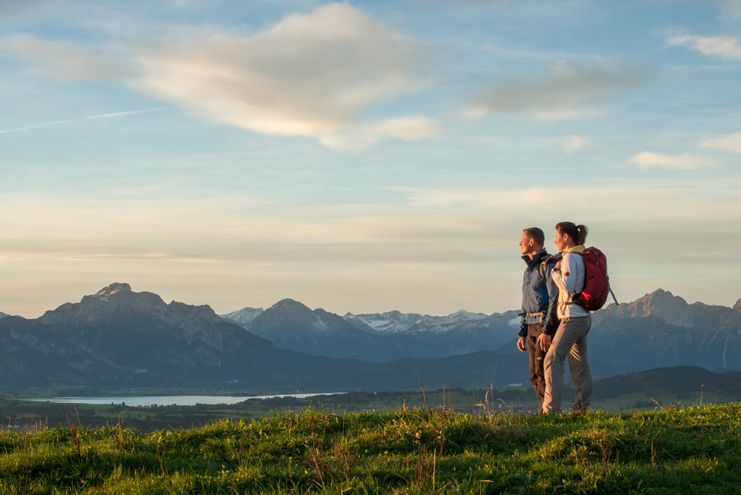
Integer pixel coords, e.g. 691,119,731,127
222,299,515,361
1,284,738,393
223,289,741,370
0,284,532,392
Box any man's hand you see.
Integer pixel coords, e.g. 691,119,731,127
517,336,526,352
537,333,552,352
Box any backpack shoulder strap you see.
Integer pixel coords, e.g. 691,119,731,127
537,254,559,280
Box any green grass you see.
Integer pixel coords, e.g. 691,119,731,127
0,403,738,494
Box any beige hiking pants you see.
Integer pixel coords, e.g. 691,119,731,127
542,315,592,414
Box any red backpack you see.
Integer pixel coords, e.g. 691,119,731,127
574,247,618,311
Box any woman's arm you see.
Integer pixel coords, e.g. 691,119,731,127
552,252,578,295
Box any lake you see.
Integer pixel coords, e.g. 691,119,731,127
28,392,345,407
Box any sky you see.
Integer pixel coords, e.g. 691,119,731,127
1,0,740,317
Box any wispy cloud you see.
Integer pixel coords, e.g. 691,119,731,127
701,131,741,153
667,33,741,61
630,151,708,170
465,59,652,119
563,135,586,153
0,107,167,135
318,117,439,152
715,0,741,19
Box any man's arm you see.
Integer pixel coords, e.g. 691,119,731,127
518,311,527,338
543,261,559,336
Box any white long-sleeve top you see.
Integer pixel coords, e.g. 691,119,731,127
551,250,590,319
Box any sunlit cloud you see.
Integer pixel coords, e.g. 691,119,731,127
667,33,741,60
563,135,587,153
2,4,437,151
135,3,432,149
702,131,741,154
318,117,439,152
630,151,708,170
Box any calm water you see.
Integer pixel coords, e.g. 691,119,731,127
28,392,344,407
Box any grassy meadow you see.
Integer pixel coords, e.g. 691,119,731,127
0,403,738,494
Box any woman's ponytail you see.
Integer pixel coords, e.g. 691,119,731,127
576,224,588,246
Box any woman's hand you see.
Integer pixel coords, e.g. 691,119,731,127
537,333,552,352
553,260,561,271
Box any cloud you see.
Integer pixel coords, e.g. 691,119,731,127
0,0,53,16
701,131,741,153
563,135,586,153
2,34,133,80
132,3,432,150
2,4,436,151
318,117,439,152
714,0,741,19
466,59,652,118
630,151,707,170
4,179,741,316
667,34,741,61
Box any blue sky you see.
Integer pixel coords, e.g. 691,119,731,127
1,0,740,317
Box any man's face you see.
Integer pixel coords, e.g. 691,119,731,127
519,231,535,255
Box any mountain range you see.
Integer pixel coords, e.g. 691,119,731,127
222,300,516,361
0,284,529,393
222,289,741,372
0,284,739,394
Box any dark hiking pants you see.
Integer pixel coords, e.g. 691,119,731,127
527,322,547,412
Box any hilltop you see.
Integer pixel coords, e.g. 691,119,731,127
0,403,738,494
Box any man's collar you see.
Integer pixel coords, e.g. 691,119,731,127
522,248,548,267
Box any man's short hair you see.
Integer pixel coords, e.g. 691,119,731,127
523,227,544,246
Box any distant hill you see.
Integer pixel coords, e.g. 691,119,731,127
592,366,741,400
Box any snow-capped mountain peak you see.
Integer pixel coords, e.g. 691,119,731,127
345,309,490,334
220,306,265,327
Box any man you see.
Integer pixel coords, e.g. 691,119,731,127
517,227,558,413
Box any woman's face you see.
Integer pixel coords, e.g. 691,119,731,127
554,229,569,251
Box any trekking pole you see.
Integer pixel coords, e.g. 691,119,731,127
609,287,619,305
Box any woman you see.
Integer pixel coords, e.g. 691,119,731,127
537,222,592,414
